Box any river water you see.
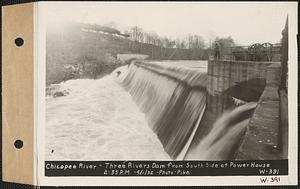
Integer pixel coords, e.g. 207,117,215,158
46,60,256,161
45,66,170,160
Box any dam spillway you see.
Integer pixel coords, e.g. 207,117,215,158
45,59,283,161
120,59,282,160
122,61,208,159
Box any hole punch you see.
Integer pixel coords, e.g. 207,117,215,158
15,37,24,47
14,140,23,149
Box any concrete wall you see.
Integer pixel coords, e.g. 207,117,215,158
206,60,283,160
206,60,280,115
207,60,275,95
236,64,282,159
117,54,149,63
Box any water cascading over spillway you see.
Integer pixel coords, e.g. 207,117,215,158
121,61,207,159
184,102,257,160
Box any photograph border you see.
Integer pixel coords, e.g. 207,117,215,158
37,1,298,186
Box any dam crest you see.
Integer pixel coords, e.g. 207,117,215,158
119,59,283,160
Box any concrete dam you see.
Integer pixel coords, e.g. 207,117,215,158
119,59,283,160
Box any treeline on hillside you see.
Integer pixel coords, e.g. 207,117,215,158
128,42,209,60
46,22,236,85
125,26,207,50
69,22,236,57
124,26,235,52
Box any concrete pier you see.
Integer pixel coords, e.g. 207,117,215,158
206,60,277,116
206,60,282,160
207,60,275,95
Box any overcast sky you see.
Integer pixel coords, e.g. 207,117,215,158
40,2,297,46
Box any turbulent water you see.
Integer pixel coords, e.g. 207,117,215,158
45,67,170,160
46,60,257,161
185,102,257,160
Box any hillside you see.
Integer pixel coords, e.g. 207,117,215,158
46,22,208,85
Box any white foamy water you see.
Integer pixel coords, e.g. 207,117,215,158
45,66,170,160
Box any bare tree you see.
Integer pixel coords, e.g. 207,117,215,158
175,38,181,49
186,34,206,49
144,32,153,44
214,36,235,48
